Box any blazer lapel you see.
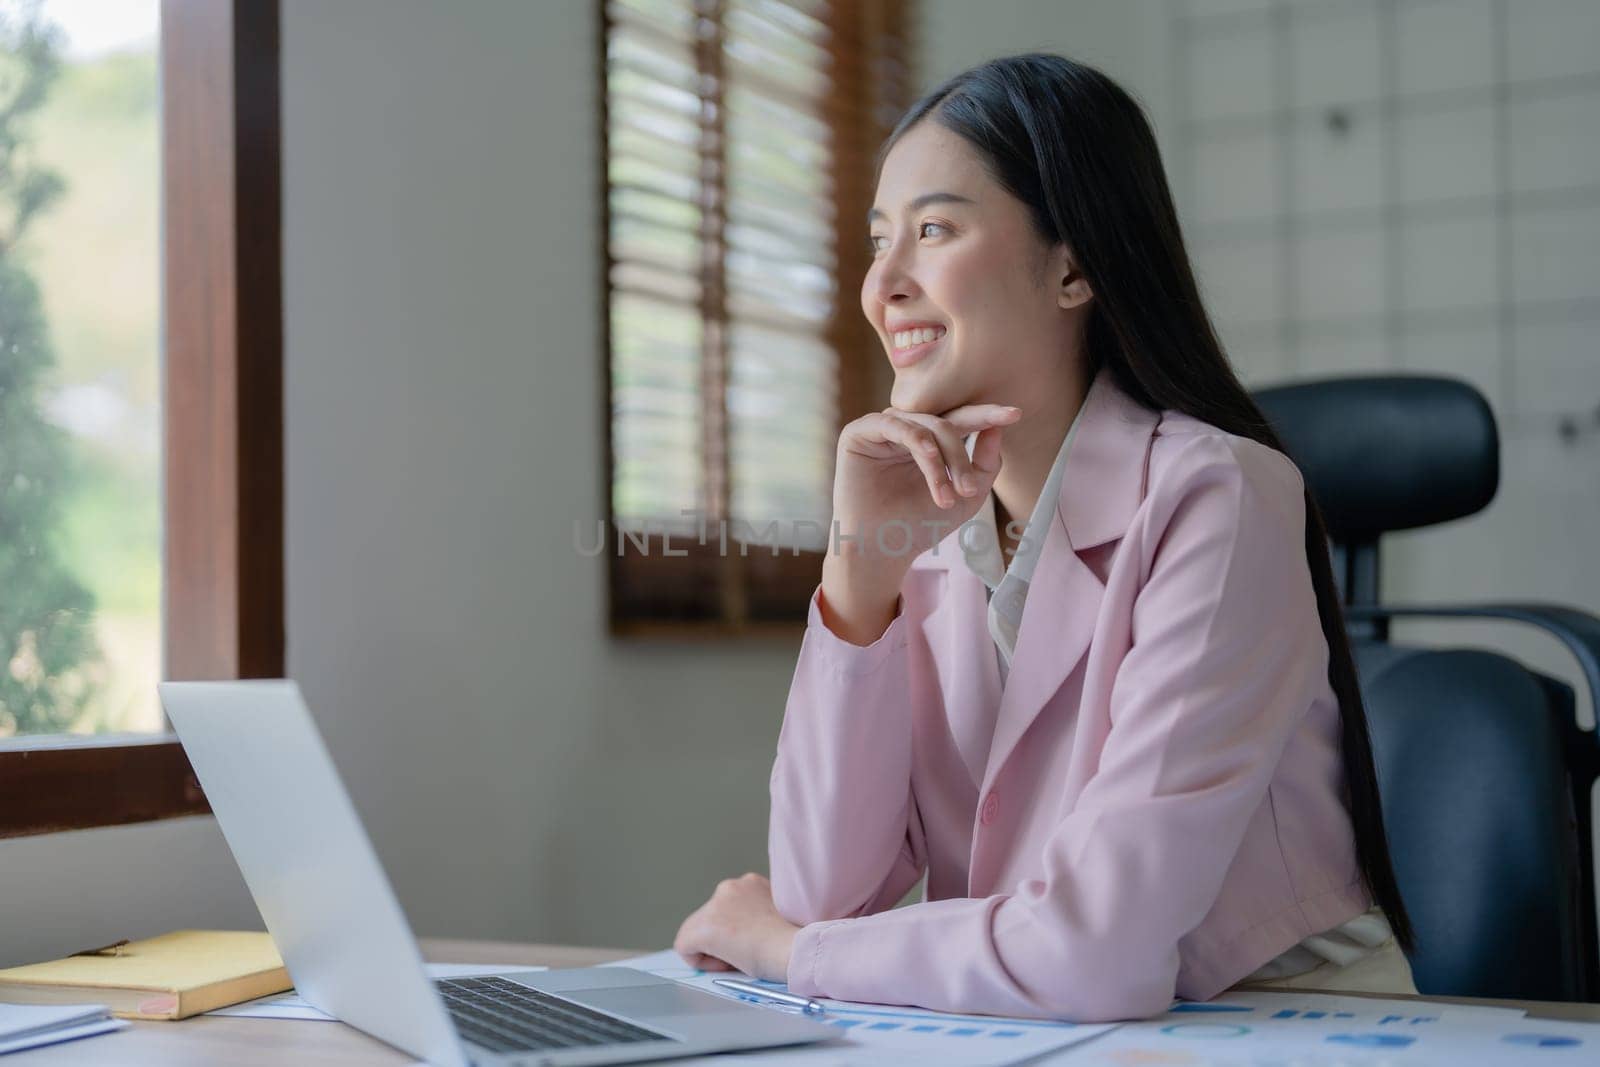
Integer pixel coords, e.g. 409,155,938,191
976,370,1162,800
919,544,1003,788
979,513,1103,800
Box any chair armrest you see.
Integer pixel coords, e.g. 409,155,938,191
1345,602,1600,747
1347,601,1600,1004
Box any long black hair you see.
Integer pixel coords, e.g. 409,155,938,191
881,53,1415,955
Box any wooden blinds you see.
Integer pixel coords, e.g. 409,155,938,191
602,0,913,630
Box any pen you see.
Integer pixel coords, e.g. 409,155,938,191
712,977,827,1015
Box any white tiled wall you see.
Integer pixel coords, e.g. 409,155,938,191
1513,204,1600,304
1297,229,1386,322
1291,3,1382,108
1191,21,1276,116
1506,0,1600,82
1393,0,1493,96
1511,93,1600,192
1173,0,1600,714
1396,105,1496,204
1400,215,1498,312
1194,129,1283,222
1295,110,1386,213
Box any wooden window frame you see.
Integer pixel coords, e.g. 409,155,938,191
0,0,282,839
602,0,912,635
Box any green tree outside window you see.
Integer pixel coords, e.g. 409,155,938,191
0,5,99,735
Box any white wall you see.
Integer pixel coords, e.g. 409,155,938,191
0,817,260,968
278,0,800,950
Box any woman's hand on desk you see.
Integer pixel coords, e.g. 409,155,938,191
672,872,798,983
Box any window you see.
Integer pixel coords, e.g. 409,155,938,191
0,0,282,838
1,1,161,740
602,0,913,629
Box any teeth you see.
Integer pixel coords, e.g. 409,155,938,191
892,325,946,350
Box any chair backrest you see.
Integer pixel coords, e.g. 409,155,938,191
1255,374,1594,1002
1254,375,1498,607
1354,644,1587,1000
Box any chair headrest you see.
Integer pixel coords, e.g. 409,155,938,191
1254,375,1499,542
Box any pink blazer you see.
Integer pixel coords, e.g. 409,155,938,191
770,370,1371,1022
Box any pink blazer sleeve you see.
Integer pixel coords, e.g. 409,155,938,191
782,437,1328,1022
767,590,928,924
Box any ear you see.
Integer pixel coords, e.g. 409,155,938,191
1057,252,1093,310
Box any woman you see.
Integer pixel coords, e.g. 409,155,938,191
672,53,1417,1021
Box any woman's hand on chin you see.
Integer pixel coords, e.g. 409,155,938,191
672,872,799,983
831,403,1018,559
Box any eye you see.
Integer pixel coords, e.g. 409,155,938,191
867,221,949,255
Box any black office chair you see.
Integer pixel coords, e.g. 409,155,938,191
1255,375,1600,1004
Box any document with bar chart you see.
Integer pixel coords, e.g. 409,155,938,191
603,952,1600,1065
602,949,1118,1065
1066,989,1597,1066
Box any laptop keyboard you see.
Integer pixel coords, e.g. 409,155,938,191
436,975,673,1054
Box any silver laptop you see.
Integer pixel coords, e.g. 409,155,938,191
158,679,835,1067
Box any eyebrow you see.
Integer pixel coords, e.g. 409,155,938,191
867,192,976,225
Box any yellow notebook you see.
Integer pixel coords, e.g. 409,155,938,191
0,930,291,1020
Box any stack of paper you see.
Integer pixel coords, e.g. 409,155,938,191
0,1002,126,1056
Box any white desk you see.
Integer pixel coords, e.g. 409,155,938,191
7,938,1597,1064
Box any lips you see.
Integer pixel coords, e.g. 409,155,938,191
886,323,947,370
888,333,942,369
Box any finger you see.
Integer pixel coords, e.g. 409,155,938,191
934,404,1023,435
971,425,1005,477
890,411,981,497
673,927,697,965
673,911,709,961
838,412,927,466
676,946,730,971
875,412,958,509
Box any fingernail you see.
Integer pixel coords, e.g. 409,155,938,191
959,474,977,495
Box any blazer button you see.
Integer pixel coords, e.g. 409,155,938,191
981,791,999,826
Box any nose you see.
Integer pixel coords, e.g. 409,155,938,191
868,241,918,309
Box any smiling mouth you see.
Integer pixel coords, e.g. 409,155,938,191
887,325,946,369
891,325,946,351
